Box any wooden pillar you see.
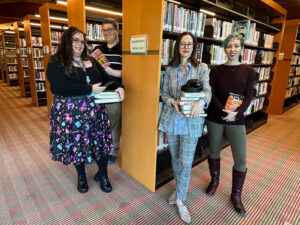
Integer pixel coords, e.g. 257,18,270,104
268,19,299,114
39,4,52,113
121,0,164,192
67,0,86,33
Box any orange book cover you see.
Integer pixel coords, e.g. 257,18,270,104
91,49,110,67
225,93,244,112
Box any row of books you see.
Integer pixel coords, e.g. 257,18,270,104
285,86,300,99
163,1,206,37
51,31,63,44
20,38,26,47
36,82,46,92
8,66,18,72
22,58,28,67
52,46,59,55
287,77,300,88
8,72,18,79
7,58,17,64
254,67,271,81
5,43,16,49
244,97,265,116
34,59,44,70
32,36,42,47
86,23,105,41
291,55,300,65
290,66,300,76
6,50,16,55
36,71,45,81
254,82,269,96
20,48,27,56
23,70,29,78
294,43,300,54
33,48,43,58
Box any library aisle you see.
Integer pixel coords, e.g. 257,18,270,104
0,83,299,225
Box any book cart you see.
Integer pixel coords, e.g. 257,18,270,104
121,0,287,192
269,19,300,113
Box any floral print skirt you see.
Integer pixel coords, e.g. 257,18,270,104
50,95,113,165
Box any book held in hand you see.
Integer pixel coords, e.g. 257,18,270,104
225,93,244,112
179,91,207,117
91,49,110,67
94,91,121,104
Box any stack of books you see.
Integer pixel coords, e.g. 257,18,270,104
179,91,207,117
94,91,121,104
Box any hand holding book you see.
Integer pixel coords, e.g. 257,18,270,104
91,49,110,67
222,93,244,122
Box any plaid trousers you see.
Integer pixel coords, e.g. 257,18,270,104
166,133,198,201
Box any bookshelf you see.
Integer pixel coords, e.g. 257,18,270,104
268,19,300,114
0,33,5,82
23,15,47,107
122,0,286,192
39,3,68,111
3,32,19,86
13,22,31,97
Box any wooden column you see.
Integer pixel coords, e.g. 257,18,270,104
121,0,164,192
67,0,86,33
268,19,299,114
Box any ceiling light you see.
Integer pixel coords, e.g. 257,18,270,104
35,14,68,22
4,31,15,34
200,9,216,16
57,1,122,16
167,0,181,5
21,21,41,26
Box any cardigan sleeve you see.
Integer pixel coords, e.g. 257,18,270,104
47,57,92,96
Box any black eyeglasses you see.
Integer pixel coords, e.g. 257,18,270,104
102,28,115,34
72,38,86,45
180,42,193,48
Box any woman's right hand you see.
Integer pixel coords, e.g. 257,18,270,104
172,100,184,116
92,82,106,94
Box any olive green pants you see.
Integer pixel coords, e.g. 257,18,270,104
206,120,247,172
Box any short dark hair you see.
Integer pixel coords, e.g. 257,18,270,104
102,18,119,31
53,26,89,76
169,32,199,68
223,32,245,48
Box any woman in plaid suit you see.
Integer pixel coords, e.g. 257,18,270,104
158,32,211,224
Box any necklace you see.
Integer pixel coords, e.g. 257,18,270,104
73,57,90,85
226,64,240,72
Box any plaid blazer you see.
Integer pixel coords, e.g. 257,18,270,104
158,63,212,138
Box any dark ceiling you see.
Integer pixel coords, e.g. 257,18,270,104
273,0,300,20
0,0,54,24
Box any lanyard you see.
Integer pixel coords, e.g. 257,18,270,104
73,57,90,85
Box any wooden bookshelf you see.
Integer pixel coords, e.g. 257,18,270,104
2,32,19,86
268,19,300,114
0,32,5,82
39,3,68,112
23,15,47,107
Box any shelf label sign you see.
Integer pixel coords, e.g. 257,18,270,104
278,53,284,60
130,35,147,54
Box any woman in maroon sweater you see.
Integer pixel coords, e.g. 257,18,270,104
206,32,254,216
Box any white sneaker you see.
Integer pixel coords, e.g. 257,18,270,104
177,205,191,224
168,191,176,205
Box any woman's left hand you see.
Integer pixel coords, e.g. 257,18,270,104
115,87,125,101
222,109,238,122
191,100,205,118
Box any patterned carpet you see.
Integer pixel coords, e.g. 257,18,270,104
0,83,299,225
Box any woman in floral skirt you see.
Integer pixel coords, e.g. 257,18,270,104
47,27,124,193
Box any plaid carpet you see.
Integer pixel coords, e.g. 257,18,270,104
0,83,299,225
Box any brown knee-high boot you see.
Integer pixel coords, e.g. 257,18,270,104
206,157,220,196
231,168,247,215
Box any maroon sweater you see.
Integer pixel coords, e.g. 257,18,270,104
206,64,255,125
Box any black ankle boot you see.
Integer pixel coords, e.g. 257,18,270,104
94,172,112,193
77,174,89,193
